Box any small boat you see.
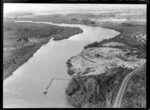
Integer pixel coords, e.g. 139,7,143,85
44,89,47,95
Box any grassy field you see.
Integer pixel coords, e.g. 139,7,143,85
3,18,83,79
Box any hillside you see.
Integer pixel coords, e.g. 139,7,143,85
65,22,146,108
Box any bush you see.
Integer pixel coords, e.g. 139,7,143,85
66,66,133,108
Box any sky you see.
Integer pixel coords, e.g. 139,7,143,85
4,3,146,15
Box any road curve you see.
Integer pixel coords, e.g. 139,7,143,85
113,63,146,108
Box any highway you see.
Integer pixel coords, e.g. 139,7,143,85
113,63,146,108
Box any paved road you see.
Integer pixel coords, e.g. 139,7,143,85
113,63,146,108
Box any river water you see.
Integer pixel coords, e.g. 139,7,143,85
3,21,120,108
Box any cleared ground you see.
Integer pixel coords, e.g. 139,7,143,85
66,22,146,108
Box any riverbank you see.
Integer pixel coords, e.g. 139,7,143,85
4,19,120,108
3,18,83,80
65,22,146,108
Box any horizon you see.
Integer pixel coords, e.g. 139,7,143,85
4,3,146,15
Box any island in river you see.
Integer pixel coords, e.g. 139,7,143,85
3,17,83,79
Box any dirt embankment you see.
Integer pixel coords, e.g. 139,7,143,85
65,23,146,108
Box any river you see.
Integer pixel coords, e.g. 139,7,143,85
3,21,120,108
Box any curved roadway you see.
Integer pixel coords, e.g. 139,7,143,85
113,63,146,108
